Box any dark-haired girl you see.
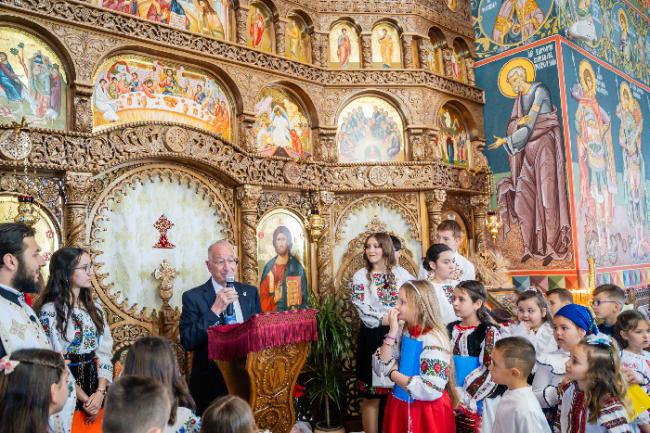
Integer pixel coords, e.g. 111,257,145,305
37,247,113,429
422,243,459,325
448,280,503,433
502,289,557,357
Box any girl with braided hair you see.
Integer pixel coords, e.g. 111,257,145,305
0,348,69,433
351,232,414,433
373,279,458,433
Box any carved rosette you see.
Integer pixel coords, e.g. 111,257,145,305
471,194,490,253
361,33,372,69
236,6,248,45
236,185,262,286
402,34,414,68
64,172,93,247
276,20,287,57
425,189,447,243
74,95,93,133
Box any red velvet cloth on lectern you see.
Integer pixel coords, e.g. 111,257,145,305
208,309,318,361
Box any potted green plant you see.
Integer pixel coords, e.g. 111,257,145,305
305,293,352,433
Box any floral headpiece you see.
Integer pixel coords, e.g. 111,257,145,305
585,334,615,368
0,356,19,375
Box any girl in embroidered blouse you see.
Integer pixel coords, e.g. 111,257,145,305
615,310,650,433
351,232,414,433
422,243,459,325
503,289,557,357
532,304,596,427
555,334,632,433
123,336,201,433
448,280,503,433
0,348,69,433
374,279,458,433
37,247,113,429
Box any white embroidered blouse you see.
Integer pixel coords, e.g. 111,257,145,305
165,407,201,433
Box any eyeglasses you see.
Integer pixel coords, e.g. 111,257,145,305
591,299,620,307
212,257,239,266
73,264,93,274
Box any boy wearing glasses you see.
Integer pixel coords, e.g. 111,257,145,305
591,284,626,336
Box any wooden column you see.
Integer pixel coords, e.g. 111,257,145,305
361,33,372,68
276,19,286,56
236,6,248,45
64,172,93,247
471,194,490,254
236,185,262,286
424,189,447,245
308,191,335,294
402,34,414,68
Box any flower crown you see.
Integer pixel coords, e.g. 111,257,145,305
584,334,615,368
0,356,19,375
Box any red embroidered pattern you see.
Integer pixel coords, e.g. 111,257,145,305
568,387,587,433
373,273,398,307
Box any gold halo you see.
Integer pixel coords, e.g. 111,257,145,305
620,81,631,99
579,60,596,94
497,58,535,98
618,9,628,26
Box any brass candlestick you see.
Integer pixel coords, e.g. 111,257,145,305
14,196,40,227
485,210,502,242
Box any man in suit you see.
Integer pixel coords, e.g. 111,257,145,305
180,239,262,414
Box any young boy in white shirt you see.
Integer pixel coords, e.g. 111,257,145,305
489,336,551,433
419,219,475,281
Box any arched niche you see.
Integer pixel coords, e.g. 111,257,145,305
437,102,471,167
256,208,309,312
371,22,402,69
329,20,361,70
247,1,275,53
285,11,312,63
0,25,69,131
336,95,405,163
252,85,312,160
451,37,471,83
91,53,233,140
422,26,446,75
97,0,234,41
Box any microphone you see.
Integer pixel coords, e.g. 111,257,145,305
225,274,235,317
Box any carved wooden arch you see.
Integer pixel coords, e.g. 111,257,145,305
328,17,363,35
286,9,315,33
0,16,77,130
370,18,404,36
92,46,244,117
428,26,449,49
86,163,236,327
335,89,415,132
260,80,320,128
435,98,480,141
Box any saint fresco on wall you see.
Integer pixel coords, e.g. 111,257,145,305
257,210,308,312
99,0,230,40
337,96,405,163
253,86,311,160
92,54,232,138
0,27,67,130
438,105,471,167
329,22,360,69
371,24,402,69
285,16,311,63
421,40,444,75
247,3,273,53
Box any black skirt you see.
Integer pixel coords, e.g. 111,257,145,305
355,323,391,398
66,352,99,410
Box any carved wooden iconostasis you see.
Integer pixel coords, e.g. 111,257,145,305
0,0,499,421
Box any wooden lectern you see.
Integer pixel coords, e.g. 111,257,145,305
208,309,317,433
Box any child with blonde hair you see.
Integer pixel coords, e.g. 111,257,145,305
374,279,457,433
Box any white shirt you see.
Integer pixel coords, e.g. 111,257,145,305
212,278,243,324
417,251,476,282
492,386,551,433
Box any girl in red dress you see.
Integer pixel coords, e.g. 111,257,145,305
374,279,458,433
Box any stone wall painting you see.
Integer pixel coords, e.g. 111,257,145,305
0,26,67,130
99,0,231,40
336,96,405,163
92,54,232,138
438,104,471,167
256,209,308,312
247,3,274,53
285,15,311,63
252,86,311,159
371,23,402,69
329,21,361,70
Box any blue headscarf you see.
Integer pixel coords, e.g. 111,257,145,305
554,304,599,335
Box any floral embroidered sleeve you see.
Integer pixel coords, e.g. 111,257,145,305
39,303,65,354
350,270,383,328
95,304,114,382
463,325,500,402
406,333,451,402
598,398,633,433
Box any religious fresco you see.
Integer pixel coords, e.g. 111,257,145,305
558,0,650,83
471,0,557,58
336,96,405,163
285,15,311,63
252,86,311,160
329,22,361,69
437,104,471,167
477,41,574,270
92,54,232,138
0,27,67,130
256,209,308,312
421,40,445,75
246,3,273,53
371,23,402,69
561,45,650,268
98,0,231,40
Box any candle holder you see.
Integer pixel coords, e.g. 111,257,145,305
485,210,502,242
14,195,40,227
